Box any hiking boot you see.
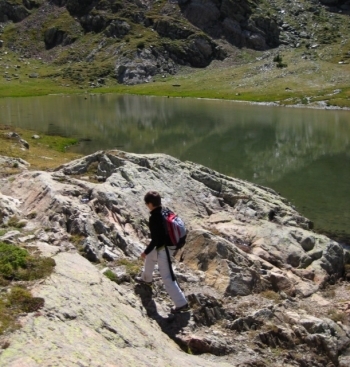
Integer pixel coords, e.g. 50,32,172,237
135,277,152,286
171,303,190,314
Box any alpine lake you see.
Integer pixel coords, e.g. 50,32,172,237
1,93,349,242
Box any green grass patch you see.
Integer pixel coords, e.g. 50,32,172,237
116,258,143,277
0,242,55,335
0,242,56,282
0,124,82,172
104,269,119,283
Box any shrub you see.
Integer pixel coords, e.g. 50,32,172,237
0,243,28,278
273,54,287,68
7,286,45,313
0,242,56,281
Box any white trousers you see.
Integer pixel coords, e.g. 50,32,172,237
141,247,187,308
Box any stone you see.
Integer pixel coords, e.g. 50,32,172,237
300,235,316,251
19,138,29,149
31,135,40,139
0,230,21,243
269,271,296,296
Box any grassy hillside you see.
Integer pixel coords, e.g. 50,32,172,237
0,0,349,107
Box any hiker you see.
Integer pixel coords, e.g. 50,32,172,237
135,191,189,313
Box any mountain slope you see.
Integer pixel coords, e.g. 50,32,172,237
0,0,349,101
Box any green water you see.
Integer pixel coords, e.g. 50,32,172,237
1,94,350,239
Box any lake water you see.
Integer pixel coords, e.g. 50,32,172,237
1,94,349,240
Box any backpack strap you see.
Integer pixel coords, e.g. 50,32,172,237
165,245,176,282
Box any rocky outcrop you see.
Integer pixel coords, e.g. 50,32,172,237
179,0,280,50
44,27,76,49
0,0,31,23
115,47,177,84
2,150,345,289
1,150,350,366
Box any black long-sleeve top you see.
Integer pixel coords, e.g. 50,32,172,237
144,206,171,255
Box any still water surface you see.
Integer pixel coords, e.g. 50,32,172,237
1,94,349,238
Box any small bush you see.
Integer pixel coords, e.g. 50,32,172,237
7,216,26,229
0,243,54,335
273,54,287,68
0,242,56,281
0,243,28,278
7,286,45,313
0,287,45,335
273,54,283,63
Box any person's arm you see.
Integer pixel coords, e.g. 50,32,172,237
144,212,163,255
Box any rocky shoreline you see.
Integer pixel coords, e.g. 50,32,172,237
1,150,350,366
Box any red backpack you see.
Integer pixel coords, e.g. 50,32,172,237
162,208,187,250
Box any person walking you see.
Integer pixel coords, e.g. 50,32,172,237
135,191,189,313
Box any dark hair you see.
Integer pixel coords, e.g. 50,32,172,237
144,191,161,207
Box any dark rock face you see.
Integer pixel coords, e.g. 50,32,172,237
0,0,31,22
179,0,280,50
104,19,130,38
44,27,76,49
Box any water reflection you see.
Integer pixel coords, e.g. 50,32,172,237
0,94,349,235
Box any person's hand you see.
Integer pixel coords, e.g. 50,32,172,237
141,252,146,260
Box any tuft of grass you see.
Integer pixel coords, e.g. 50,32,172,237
261,290,281,303
116,258,143,277
7,216,26,229
104,269,119,283
327,309,347,323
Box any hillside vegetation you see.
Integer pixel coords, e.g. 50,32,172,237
0,0,349,106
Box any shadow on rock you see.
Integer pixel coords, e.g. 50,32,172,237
134,284,191,350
